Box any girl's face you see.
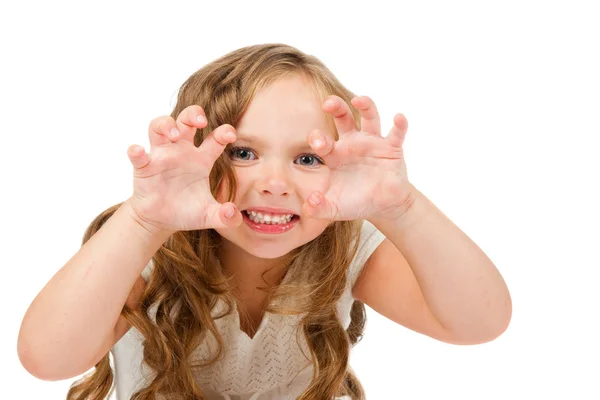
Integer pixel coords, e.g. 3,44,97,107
214,74,335,259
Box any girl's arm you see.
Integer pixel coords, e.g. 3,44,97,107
17,200,171,381
354,187,512,344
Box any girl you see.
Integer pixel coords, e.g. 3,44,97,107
18,43,512,399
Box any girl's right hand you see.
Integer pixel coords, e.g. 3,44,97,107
125,105,243,235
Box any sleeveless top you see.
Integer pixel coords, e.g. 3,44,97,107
110,220,386,400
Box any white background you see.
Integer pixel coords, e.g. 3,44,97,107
2,0,599,398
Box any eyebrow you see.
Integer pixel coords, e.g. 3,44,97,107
234,133,268,146
234,133,314,152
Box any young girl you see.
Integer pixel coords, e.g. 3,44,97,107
18,43,512,400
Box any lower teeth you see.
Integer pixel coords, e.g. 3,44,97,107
255,220,288,225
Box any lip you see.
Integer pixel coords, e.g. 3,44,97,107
243,206,298,215
242,211,300,234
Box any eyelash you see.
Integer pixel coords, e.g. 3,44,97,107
227,146,325,167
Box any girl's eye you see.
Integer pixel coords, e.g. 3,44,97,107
227,147,324,167
228,147,257,161
294,154,325,167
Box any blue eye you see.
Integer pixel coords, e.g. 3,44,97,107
294,154,325,167
227,146,324,167
228,147,257,161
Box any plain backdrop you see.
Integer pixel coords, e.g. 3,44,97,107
2,0,599,399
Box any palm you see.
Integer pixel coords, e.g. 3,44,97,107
302,95,413,222
322,133,408,221
134,145,216,212
127,105,243,233
134,145,217,229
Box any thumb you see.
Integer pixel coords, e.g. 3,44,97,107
205,202,243,229
301,192,337,221
127,144,151,170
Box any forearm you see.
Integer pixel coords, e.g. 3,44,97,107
18,200,173,379
369,185,512,342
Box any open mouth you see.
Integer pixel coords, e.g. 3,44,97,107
240,210,300,234
242,210,300,225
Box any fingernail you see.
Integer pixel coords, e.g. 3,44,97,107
225,131,236,141
197,115,206,124
313,139,323,148
169,128,180,138
225,208,235,218
309,193,321,206
324,99,336,108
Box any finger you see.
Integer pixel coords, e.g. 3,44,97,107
175,105,208,143
148,116,180,148
127,144,151,170
205,201,243,229
306,128,343,168
350,95,381,135
197,124,237,166
322,95,358,137
301,191,338,221
386,113,408,147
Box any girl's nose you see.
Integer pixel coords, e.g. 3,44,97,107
257,166,293,197
259,177,291,197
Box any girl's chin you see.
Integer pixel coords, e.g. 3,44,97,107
243,246,295,260
216,234,295,260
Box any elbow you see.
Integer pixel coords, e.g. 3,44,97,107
477,298,513,344
17,337,85,382
444,303,512,346
492,293,512,340
18,321,113,381
473,291,513,344
480,300,513,344
482,317,511,343
17,339,57,381
445,324,510,346
17,315,61,381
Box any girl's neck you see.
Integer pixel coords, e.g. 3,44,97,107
217,241,290,290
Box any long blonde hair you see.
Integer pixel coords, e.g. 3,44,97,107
67,43,368,400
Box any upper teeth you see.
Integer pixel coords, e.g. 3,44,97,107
246,210,294,224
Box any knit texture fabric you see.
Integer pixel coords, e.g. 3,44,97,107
110,221,386,400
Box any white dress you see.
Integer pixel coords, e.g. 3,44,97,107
110,221,386,400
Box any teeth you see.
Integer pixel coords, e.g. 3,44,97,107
245,210,295,225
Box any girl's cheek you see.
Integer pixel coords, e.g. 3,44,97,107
302,171,330,194
215,178,234,203
216,182,225,203
215,170,247,204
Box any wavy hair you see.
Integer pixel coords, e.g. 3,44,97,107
67,43,368,400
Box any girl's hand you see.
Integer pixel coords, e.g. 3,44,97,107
301,95,417,222
125,105,243,235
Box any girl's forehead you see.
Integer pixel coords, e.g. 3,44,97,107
234,130,317,153
236,108,335,142
251,76,323,108
237,80,335,138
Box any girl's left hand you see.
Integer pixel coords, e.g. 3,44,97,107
301,95,417,223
